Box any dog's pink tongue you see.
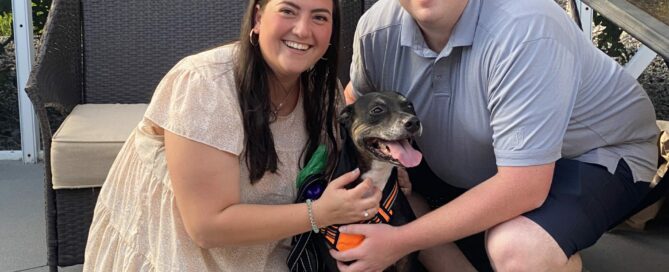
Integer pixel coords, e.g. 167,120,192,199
387,140,422,167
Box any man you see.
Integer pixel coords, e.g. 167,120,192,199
331,0,662,271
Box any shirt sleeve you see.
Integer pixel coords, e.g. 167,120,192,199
349,19,375,98
488,38,580,166
144,58,244,156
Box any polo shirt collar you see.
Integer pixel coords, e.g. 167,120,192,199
450,0,480,48
400,10,420,49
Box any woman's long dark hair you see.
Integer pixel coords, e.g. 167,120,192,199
235,0,341,183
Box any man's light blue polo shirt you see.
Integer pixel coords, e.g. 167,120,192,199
350,0,658,188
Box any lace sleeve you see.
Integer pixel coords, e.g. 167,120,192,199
144,57,244,156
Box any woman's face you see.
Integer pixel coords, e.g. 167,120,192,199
254,0,334,81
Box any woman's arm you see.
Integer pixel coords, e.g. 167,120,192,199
165,130,382,248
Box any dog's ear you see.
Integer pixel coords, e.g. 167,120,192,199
338,104,354,127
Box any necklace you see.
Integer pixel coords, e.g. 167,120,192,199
272,81,300,116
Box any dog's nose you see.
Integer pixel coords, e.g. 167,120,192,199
404,117,421,133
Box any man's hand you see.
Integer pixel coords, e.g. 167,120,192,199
329,224,408,272
397,167,412,196
344,83,357,105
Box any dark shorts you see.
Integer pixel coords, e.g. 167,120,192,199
408,158,659,271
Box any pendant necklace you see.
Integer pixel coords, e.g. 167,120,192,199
272,81,300,116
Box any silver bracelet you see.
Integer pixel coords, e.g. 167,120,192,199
306,199,319,233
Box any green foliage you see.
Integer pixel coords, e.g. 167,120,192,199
32,0,51,35
0,12,10,37
0,0,51,36
593,12,632,64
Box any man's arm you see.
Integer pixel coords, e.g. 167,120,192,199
344,82,357,105
398,163,554,251
331,163,554,271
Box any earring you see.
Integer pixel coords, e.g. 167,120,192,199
249,30,258,46
320,45,331,60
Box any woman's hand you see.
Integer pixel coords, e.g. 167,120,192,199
313,169,383,227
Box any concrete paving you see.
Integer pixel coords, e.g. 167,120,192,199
582,223,669,272
0,161,80,272
1,160,667,271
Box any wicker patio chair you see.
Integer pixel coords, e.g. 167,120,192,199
364,0,378,9
25,0,364,271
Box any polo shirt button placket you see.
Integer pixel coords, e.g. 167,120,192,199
432,73,441,90
432,61,450,94
433,68,444,89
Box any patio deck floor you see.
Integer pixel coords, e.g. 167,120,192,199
1,160,668,271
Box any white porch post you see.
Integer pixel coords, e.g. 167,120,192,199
11,0,39,163
576,1,593,40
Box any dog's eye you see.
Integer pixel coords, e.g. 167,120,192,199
370,106,384,115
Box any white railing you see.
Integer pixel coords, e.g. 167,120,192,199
575,0,658,78
5,0,38,163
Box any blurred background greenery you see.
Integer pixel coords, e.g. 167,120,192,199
0,0,51,37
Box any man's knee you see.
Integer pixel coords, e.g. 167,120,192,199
486,217,572,272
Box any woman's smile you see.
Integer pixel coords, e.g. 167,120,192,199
283,40,311,51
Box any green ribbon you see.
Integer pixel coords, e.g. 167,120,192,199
295,144,327,189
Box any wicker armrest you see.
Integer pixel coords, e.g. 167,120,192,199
23,0,82,268
24,0,82,182
26,0,82,117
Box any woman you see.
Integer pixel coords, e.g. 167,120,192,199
83,0,382,270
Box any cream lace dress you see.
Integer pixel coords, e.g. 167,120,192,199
83,44,306,271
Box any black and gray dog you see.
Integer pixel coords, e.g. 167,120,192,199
288,92,426,272
333,92,426,272
338,91,423,189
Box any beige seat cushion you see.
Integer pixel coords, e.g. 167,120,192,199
655,120,669,186
623,120,669,230
51,104,147,189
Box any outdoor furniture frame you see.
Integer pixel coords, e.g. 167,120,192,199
25,0,365,271
581,0,669,60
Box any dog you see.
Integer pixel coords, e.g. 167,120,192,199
327,91,425,272
338,91,423,190
288,92,426,272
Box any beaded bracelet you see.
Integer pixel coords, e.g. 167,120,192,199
306,199,319,233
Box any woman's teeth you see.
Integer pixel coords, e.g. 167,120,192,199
284,41,309,51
